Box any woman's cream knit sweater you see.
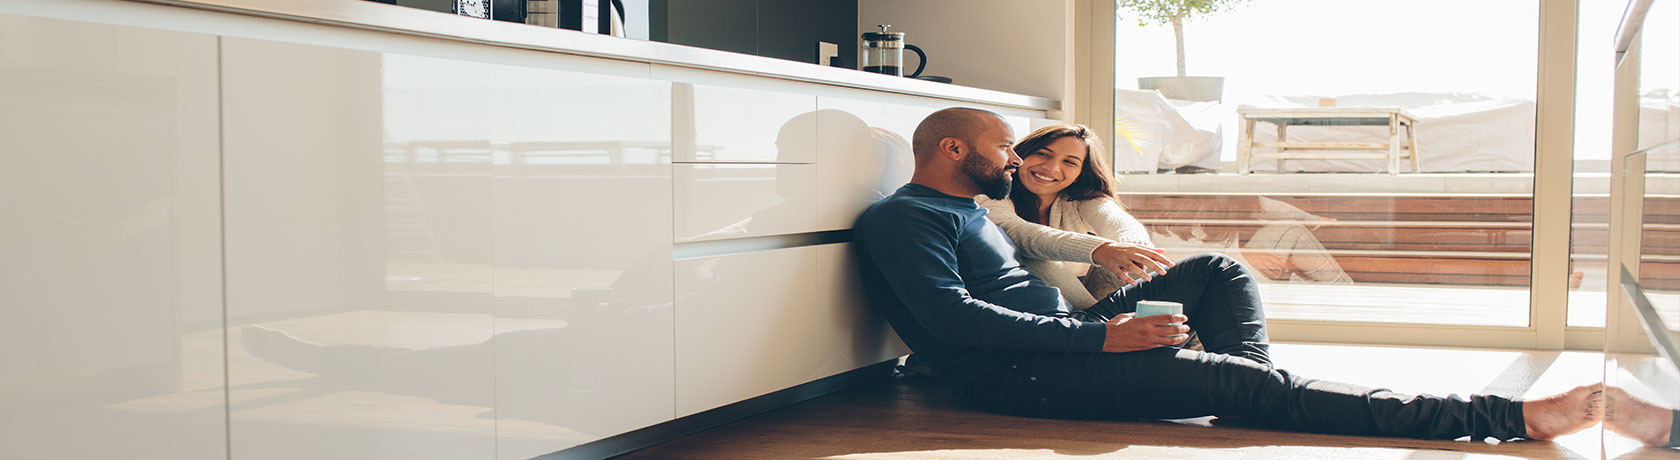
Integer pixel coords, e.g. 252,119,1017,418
977,195,1153,308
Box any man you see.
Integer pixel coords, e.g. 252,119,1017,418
852,107,1602,440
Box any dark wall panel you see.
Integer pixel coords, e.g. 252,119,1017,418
758,0,857,69
654,0,759,57
651,0,857,70
395,0,453,14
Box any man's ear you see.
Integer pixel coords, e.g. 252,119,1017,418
937,137,966,161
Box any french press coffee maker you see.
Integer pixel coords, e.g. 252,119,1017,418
861,25,926,78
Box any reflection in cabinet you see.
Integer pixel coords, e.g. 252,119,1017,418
486,54,674,459
0,15,224,460
673,83,817,163
0,6,1056,458
814,244,909,378
814,96,942,231
818,95,946,138
811,95,1034,230
674,163,819,242
223,38,498,460
674,246,821,416
812,108,915,232
1603,3,1679,454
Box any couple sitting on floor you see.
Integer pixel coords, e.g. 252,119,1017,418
852,107,1644,444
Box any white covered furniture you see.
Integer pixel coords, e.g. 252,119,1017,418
1111,88,1224,173
1241,93,1537,173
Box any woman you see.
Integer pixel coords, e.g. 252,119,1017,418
976,124,1170,308
980,124,1282,361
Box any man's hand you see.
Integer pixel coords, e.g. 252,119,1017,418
1091,242,1174,285
1101,313,1190,353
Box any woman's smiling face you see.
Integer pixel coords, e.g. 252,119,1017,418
1017,136,1088,198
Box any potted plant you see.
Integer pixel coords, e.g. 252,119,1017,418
1121,0,1250,102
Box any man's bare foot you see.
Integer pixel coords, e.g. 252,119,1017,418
1523,384,1604,440
1605,386,1675,446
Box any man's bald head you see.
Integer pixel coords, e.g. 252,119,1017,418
912,107,1007,161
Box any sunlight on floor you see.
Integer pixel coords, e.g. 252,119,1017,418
821,446,1556,460
1263,283,1530,327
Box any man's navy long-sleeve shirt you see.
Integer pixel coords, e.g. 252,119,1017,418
854,183,1111,387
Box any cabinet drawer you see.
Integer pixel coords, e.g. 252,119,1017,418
672,83,816,164
673,246,820,416
812,244,909,378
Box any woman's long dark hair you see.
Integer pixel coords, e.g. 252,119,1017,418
1009,124,1118,224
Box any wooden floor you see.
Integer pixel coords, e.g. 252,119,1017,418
617,343,1678,460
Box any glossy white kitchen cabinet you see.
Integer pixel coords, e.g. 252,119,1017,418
0,7,1058,460
673,246,822,416
816,93,1036,151
484,57,675,459
673,83,817,163
813,244,910,378
811,105,917,231
674,163,819,242
0,16,225,460
813,95,1035,230
222,39,496,459
817,94,951,146
814,96,944,231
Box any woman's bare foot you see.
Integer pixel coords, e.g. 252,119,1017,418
1523,384,1604,440
1605,386,1675,446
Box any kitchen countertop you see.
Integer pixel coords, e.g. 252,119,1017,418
126,0,1060,112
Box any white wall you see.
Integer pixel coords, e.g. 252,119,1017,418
859,0,1067,100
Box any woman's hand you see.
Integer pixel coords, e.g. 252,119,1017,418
1091,242,1174,285
1101,313,1190,353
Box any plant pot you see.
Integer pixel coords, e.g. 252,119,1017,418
1137,76,1224,102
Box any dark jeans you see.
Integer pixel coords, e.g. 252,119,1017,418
957,253,1527,440
1077,252,1271,366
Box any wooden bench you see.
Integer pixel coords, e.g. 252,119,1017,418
1237,107,1419,175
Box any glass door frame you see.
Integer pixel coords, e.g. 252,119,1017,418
1076,0,1598,351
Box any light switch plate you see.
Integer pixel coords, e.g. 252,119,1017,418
817,41,839,66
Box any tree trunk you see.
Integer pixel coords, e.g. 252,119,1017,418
1171,15,1186,77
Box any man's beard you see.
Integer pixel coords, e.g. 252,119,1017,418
961,154,1013,200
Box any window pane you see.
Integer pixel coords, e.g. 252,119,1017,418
1571,0,1680,328
1566,0,1632,328
1113,0,1538,326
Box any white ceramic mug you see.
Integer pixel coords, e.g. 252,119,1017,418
1135,300,1183,319
1136,300,1187,340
